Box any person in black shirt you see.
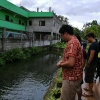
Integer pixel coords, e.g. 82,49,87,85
83,33,99,97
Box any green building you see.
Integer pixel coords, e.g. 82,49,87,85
0,0,63,50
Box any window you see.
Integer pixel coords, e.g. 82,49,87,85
29,21,32,26
8,33,14,38
39,21,45,26
18,19,21,25
5,15,9,21
22,23,24,25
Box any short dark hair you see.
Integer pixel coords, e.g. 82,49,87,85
85,33,95,38
59,25,74,35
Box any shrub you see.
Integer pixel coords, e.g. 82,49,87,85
55,77,62,83
53,42,67,48
51,88,61,99
0,58,5,65
0,47,44,65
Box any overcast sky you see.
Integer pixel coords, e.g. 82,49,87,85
8,0,100,30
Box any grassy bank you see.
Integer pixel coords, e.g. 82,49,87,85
44,68,62,100
0,46,46,66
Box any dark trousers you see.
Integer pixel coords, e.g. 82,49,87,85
85,63,96,83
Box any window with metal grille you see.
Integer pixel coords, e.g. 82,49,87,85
39,21,45,26
29,21,32,26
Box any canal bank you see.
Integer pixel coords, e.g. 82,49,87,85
0,46,49,66
43,68,62,100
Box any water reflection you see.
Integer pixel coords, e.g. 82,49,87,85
0,52,60,100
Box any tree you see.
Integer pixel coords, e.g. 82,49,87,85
83,20,100,38
91,20,98,26
57,15,69,25
74,27,84,38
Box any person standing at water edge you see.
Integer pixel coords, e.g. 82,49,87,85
57,25,83,100
83,33,99,96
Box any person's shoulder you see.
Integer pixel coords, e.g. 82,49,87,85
70,38,79,44
92,42,98,46
91,42,96,45
91,42,98,50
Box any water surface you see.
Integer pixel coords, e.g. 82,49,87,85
0,52,60,100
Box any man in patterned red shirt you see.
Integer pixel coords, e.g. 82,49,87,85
57,25,83,100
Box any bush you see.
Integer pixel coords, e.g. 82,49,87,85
52,42,67,48
46,96,55,100
51,88,61,99
3,48,25,62
0,58,5,65
0,47,44,65
23,48,31,58
55,77,62,83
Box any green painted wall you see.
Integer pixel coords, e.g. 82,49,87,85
0,20,25,31
0,0,28,18
0,9,27,25
0,0,54,18
0,0,54,31
29,12,53,17
0,10,5,21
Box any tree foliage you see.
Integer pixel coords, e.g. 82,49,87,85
57,15,69,25
73,27,84,38
83,20,100,37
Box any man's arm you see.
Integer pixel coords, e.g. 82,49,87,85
57,56,75,68
87,50,95,64
57,41,77,68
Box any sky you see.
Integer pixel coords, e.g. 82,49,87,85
7,0,100,30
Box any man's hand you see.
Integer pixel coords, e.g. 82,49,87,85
85,62,90,68
56,60,62,68
84,62,90,71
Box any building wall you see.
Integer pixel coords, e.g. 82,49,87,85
0,38,52,51
0,38,2,51
0,20,25,31
26,18,53,32
0,38,31,51
0,0,28,18
0,0,62,52
26,16,62,34
52,14,62,34
0,9,27,27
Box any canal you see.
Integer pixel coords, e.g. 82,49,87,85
0,52,60,100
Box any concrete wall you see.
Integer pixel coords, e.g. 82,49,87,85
0,38,31,51
26,18,53,32
26,14,62,44
26,15,62,34
52,14,62,34
0,38,52,51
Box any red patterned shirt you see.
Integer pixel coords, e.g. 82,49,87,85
62,36,83,81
